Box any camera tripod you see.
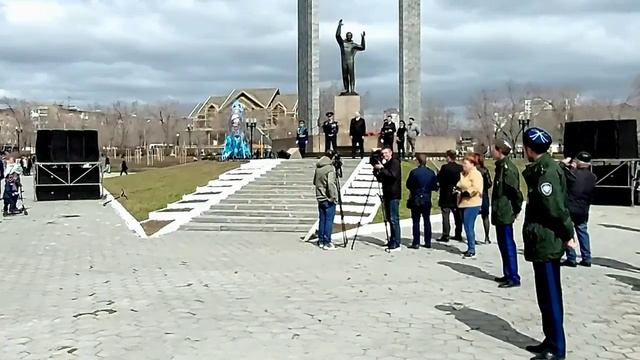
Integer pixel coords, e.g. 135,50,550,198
348,177,390,250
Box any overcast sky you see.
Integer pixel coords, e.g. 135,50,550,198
0,0,639,114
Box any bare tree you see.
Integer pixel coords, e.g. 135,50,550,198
468,89,501,146
422,101,454,136
1,97,34,149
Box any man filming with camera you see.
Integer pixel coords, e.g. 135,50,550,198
373,146,402,252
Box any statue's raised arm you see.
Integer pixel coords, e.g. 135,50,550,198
357,31,365,51
336,19,343,45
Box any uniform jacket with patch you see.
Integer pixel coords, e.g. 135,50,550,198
522,153,574,262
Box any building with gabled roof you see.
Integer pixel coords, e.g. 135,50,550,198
188,88,298,140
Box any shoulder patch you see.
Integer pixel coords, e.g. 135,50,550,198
540,182,553,196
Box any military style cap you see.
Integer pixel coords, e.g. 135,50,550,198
523,127,552,151
494,138,513,154
326,111,334,117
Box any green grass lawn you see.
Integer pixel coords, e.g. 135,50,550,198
104,161,240,221
374,158,527,221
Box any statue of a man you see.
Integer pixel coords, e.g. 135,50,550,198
336,19,365,96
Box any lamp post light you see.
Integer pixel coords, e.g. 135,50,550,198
246,118,257,159
176,133,180,147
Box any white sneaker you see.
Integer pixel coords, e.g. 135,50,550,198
385,246,401,253
324,243,336,251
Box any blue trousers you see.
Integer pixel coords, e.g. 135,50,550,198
317,201,336,246
565,222,591,263
533,260,566,358
496,224,521,284
411,204,432,247
461,206,481,254
384,199,401,248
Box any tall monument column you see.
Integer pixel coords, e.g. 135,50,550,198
297,0,320,134
399,0,422,125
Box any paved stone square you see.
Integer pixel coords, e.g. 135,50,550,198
0,180,639,359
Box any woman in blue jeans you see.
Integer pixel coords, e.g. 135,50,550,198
456,154,484,258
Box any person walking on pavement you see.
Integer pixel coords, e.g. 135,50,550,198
521,127,577,360
457,153,484,258
406,117,420,160
373,146,402,252
396,120,407,160
296,120,309,158
560,151,597,268
477,154,493,243
406,153,438,249
314,151,339,250
104,156,111,174
380,115,396,152
322,112,339,153
120,156,128,176
437,150,463,242
349,112,366,159
491,139,524,289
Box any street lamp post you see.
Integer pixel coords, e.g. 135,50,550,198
176,133,180,147
518,118,531,158
186,124,193,147
246,118,257,159
15,127,23,152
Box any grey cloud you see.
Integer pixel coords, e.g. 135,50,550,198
0,0,637,117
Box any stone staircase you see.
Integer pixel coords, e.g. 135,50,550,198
181,159,360,232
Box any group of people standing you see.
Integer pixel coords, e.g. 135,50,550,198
313,125,595,360
295,112,421,160
0,153,33,215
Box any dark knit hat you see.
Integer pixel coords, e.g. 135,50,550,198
575,151,591,163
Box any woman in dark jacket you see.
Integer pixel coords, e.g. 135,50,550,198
477,154,493,244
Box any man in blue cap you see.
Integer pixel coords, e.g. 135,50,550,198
521,127,577,360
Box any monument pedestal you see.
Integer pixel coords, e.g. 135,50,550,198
334,95,361,137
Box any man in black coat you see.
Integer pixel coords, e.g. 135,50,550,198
373,146,402,252
322,112,339,153
349,112,366,159
561,151,597,267
437,150,463,242
380,116,396,152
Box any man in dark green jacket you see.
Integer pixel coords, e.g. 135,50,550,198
490,139,523,289
522,127,576,360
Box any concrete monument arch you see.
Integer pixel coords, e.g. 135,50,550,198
297,0,421,134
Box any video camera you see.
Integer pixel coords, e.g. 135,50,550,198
369,149,382,166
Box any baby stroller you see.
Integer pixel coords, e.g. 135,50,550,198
3,173,28,216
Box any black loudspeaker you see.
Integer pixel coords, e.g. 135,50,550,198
563,120,638,159
36,164,68,185
35,185,101,201
36,129,100,163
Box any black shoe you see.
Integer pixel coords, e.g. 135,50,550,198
498,281,521,289
451,235,463,241
526,343,549,354
436,237,450,243
494,276,508,283
485,239,492,244
423,243,432,249
560,260,577,267
463,251,475,258
409,244,420,250
579,260,592,267
531,351,564,360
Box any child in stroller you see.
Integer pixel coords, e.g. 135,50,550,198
3,172,24,216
